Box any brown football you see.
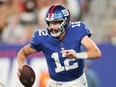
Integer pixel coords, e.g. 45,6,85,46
19,65,35,87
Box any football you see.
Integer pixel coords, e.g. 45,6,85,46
19,65,35,87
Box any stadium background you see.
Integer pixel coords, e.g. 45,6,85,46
0,0,116,87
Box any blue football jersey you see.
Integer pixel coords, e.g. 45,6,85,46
30,21,91,81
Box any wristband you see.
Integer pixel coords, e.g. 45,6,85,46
76,52,88,59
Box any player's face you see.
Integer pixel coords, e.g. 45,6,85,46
49,21,62,34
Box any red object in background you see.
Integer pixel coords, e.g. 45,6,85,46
39,71,50,87
18,1,25,12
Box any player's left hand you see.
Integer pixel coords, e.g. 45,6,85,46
61,50,77,58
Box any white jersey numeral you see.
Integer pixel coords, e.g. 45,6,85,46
52,52,78,73
72,22,80,28
52,53,65,73
38,30,48,36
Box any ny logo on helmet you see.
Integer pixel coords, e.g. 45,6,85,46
62,9,69,16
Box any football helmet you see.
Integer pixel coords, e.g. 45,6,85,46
45,4,70,37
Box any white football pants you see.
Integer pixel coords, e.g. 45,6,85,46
46,73,88,87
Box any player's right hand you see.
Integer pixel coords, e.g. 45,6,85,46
17,67,23,79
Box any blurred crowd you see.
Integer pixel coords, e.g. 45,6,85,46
0,0,116,45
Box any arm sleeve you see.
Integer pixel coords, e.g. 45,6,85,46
30,31,42,51
80,22,91,38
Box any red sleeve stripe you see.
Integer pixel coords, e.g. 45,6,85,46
49,5,56,18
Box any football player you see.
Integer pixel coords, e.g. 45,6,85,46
17,4,101,87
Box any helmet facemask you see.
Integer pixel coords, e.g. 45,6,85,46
45,18,67,37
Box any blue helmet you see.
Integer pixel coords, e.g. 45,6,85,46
45,4,70,37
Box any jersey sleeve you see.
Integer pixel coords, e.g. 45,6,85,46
80,22,91,38
30,31,42,51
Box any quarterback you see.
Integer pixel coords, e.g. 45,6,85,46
17,4,101,87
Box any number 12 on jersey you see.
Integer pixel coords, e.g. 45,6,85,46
52,52,79,73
